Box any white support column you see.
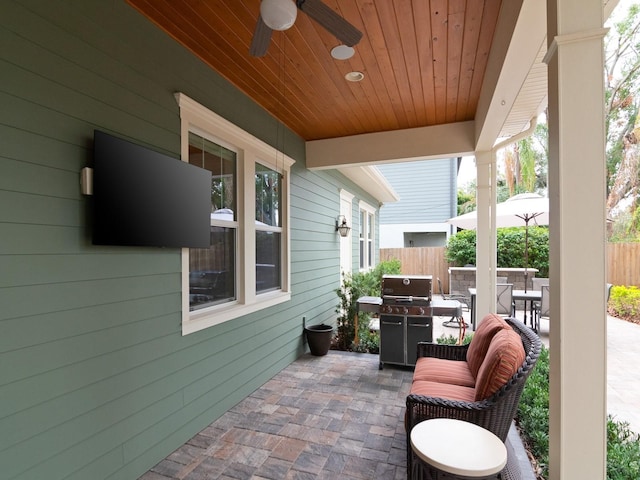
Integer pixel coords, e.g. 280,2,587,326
474,150,497,324
545,0,608,478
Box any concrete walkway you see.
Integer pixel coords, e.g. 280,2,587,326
606,315,640,433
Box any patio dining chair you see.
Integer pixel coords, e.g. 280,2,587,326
437,278,470,328
496,283,516,317
437,278,470,311
532,277,549,291
533,285,550,331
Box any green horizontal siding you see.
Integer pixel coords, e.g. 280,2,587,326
0,1,379,479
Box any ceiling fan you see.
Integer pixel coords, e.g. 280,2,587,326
250,0,363,57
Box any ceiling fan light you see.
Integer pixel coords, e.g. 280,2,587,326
261,0,298,31
331,45,355,60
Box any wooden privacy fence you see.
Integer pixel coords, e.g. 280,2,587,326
381,243,640,291
379,247,450,292
607,243,640,288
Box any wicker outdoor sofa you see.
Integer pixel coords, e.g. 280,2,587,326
405,315,542,476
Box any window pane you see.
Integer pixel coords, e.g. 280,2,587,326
188,132,237,310
189,132,236,214
255,164,281,227
189,226,236,310
256,231,281,292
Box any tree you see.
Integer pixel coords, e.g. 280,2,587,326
605,3,640,237
500,120,548,197
457,189,476,215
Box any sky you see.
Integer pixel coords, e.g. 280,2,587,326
457,156,476,187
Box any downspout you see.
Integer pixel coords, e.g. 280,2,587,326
492,116,538,290
491,116,538,284
492,116,538,153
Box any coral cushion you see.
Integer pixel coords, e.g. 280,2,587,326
474,329,526,401
466,314,511,378
410,380,476,403
413,357,475,387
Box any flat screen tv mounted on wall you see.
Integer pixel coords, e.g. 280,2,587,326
92,130,212,248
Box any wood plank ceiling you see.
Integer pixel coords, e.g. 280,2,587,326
126,0,503,142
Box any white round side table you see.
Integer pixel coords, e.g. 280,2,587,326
410,418,507,479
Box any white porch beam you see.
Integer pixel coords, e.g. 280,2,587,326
475,0,547,151
545,0,608,477
305,121,475,169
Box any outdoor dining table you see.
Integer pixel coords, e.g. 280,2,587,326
468,287,541,330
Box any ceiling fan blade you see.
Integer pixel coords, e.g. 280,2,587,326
297,0,362,47
250,14,273,57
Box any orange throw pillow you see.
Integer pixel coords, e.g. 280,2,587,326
466,314,510,378
474,329,526,400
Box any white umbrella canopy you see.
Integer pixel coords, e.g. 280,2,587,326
447,193,549,230
447,193,549,292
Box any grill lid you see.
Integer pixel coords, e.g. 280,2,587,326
381,275,432,302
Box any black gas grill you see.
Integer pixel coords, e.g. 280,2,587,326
379,275,433,369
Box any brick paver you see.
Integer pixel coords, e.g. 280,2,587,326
140,351,414,479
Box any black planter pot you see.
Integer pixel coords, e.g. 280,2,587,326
304,324,334,356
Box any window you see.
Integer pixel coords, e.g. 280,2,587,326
176,93,293,335
359,201,375,271
255,163,282,293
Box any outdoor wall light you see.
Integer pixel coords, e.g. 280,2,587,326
336,215,351,237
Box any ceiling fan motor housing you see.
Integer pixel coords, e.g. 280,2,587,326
260,0,297,31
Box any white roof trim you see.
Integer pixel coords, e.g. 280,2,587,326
338,166,399,204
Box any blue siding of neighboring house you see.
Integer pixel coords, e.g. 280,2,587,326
378,159,458,224
377,159,457,247
0,2,378,479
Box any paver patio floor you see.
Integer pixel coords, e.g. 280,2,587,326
140,306,640,479
140,350,413,480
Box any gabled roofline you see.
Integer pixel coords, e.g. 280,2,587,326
337,166,399,204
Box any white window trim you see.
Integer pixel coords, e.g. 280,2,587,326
175,93,294,335
359,200,376,272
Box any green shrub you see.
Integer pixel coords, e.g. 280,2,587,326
436,332,473,345
445,226,549,277
607,418,640,480
518,346,640,479
445,229,477,266
518,346,550,478
609,285,640,324
334,259,401,352
352,329,380,354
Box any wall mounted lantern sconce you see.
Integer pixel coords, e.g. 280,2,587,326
335,215,351,237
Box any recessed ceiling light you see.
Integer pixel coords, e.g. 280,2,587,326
345,71,365,82
331,45,355,60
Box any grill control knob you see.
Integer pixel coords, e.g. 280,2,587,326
418,307,425,315
402,307,408,315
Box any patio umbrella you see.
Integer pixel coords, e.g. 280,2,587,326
447,193,549,292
